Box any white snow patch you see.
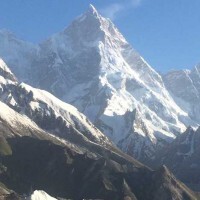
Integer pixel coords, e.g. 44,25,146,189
29,190,57,200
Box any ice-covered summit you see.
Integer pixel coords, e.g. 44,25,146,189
88,4,99,15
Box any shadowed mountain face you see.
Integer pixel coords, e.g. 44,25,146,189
153,127,200,192
0,135,199,200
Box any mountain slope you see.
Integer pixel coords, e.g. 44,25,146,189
153,126,200,191
0,58,112,149
0,6,197,162
0,134,199,200
0,58,199,200
1,135,143,199
0,30,38,82
164,65,200,123
0,62,197,200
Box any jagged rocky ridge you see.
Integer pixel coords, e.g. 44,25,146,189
0,5,198,163
0,58,112,149
0,103,198,200
153,126,200,192
0,58,199,199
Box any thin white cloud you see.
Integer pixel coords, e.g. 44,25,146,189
101,3,124,20
101,0,142,20
131,0,142,7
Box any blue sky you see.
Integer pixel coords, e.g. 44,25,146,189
0,0,200,72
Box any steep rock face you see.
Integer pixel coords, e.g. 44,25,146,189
0,6,197,162
153,126,200,191
0,30,38,82
164,65,200,123
0,59,17,82
0,135,198,200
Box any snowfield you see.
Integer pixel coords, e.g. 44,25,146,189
29,190,57,200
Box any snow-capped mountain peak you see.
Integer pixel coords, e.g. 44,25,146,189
88,4,99,16
28,6,195,161
0,6,198,162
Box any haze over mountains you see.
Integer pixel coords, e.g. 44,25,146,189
0,4,200,199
